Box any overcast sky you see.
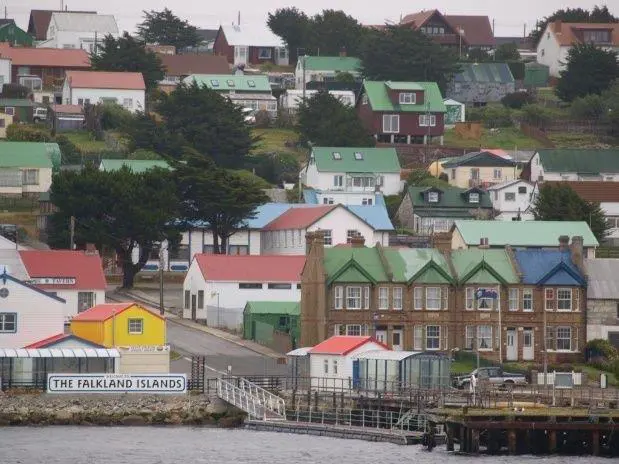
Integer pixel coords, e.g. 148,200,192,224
4,0,616,37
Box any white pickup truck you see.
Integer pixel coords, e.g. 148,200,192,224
454,367,528,389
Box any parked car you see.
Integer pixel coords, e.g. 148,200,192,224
242,107,256,125
33,107,47,123
454,367,527,389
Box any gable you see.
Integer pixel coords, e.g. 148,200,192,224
541,268,584,286
462,266,505,285
443,151,517,168
328,259,377,284
412,266,452,284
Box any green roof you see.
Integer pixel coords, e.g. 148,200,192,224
454,63,515,84
454,220,599,247
99,159,171,173
244,301,300,315
537,149,619,174
407,186,493,211
0,142,58,168
363,81,447,113
184,74,272,92
310,147,401,173
442,151,518,168
450,249,519,285
0,99,35,107
303,56,362,72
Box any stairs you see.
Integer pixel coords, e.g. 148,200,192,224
392,409,428,432
217,376,286,421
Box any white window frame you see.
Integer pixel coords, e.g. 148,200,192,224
347,324,362,336
493,169,502,180
363,286,370,310
334,175,343,187
122,98,133,109
334,286,343,309
468,192,480,203
324,359,329,374
428,191,439,203
508,288,519,311
465,287,474,310
393,287,403,310
504,192,516,202
425,326,441,350
399,92,416,104
413,326,423,350
378,287,388,310
413,287,423,310
522,288,533,312
128,318,143,335
382,114,399,133
545,288,555,311
322,230,332,245
476,287,498,311
556,326,572,351
477,325,493,351
346,286,361,310
0,313,16,333
465,325,475,350
425,287,441,311
557,288,572,312
419,114,436,127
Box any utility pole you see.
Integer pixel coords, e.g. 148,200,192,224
543,303,548,386
159,246,165,315
69,216,75,250
302,54,306,101
424,98,430,163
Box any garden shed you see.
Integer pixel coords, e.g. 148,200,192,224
443,98,465,127
524,62,550,88
243,301,300,352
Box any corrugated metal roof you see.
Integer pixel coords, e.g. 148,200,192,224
303,56,361,72
584,259,619,299
514,249,585,285
363,81,447,113
244,301,300,315
220,24,285,47
0,142,56,168
353,350,422,361
310,146,401,173
453,63,515,84
538,149,619,174
0,348,120,358
185,74,272,92
51,12,118,33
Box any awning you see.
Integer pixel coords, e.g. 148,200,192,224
0,348,120,358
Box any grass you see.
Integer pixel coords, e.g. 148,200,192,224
64,131,108,155
252,128,306,163
441,127,542,150
548,132,617,148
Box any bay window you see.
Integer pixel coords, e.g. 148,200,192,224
334,286,343,309
378,287,388,310
346,286,361,309
413,287,423,310
393,287,403,310
425,287,441,310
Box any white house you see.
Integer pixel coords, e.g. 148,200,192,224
182,254,305,329
585,259,619,347
536,21,619,77
0,57,11,86
486,180,538,221
0,142,58,196
40,12,119,52
295,55,362,89
307,335,388,390
19,247,107,322
214,24,289,67
0,273,66,349
301,147,403,196
261,204,390,254
62,70,146,112
280,89,356,114
529,149,619,182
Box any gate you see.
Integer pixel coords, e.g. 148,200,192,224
190,355,205,392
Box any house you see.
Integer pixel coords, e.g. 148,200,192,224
446,63,515,106
536,21,619,77
70,302,166,348
280,89,356,114
243,301,300,352
99,159,171,173
159,54,230,89
357,80,447,144
584,259,619,348
48,104,84,132
308,335,388,390
442,151,520,189
194,28,219,52
261,204,391,254
0,42,90,104
27,9,97,42
495,36,537,61
295,55,362,89
529,149,619,182
450,220,599,257
399,10,495,51
0,19,34,47
0,99,35,123
19,246,107,322
0,271,66,348
0,55,10,85
443,98,465,126
213,23,288,67
486,180,538,221
182,254,305,329
0,142,60,196
39,12,119,52
397,185,494,234
300,146,402,196
184,73,276,116
62,71,146,112
0,112,12,138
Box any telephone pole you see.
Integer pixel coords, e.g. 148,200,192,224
69,216,75,250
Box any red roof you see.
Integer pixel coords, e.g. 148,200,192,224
263,205,336,231
24,333,69,348
65,70,146,90
195,254,306,282
550,21,619,47
19,250,107,290
309,336,387,355
0,43,90,68
444,15,495,47
72,302,163,322
50,104,83,114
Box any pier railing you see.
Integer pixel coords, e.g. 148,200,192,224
216,376,286,421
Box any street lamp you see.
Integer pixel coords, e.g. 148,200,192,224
211,291,220,327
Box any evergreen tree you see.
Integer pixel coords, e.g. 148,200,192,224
137,8,201,51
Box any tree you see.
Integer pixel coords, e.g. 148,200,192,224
48,166,180,288
467,48,491,62
494,43,520,61
1,83,30,98
361,25,460,92
91,32,164,93
529,6,617,45
137,8,201,51
604,80,619,135
407,169,449,188
533,183,609,241
174,153,268,254
297,91,375,147
308,9,368,57
555,43,619,102
126,112,183,156
156,82,254,168
268,7,311,63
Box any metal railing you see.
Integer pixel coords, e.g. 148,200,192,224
217,376,286,421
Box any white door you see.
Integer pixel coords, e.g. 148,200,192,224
392,330,403,351
506,329,518,361
375,330,387,345
522,329,534,361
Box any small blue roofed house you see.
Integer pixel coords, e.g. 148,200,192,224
513,248,586,287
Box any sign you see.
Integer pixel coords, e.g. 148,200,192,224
30,277,76,285
121,345,170,353
475,288,498,300
47,373,187,394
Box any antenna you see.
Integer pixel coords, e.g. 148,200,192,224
238,11,240,27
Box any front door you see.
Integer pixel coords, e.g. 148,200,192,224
506,329,518,361
392,329,403,351
375,330,387,345
522,329,534,361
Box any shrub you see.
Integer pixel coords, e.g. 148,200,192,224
6,124,53,142
274,109,295,129
244,152,300,185
466,107,484,122
127,149,164,160
585,339,618,362
55,135,82,165
253,109,272,129
100,103,134,131
482,106,513,128
518,104,552,128
570,94,606,120
501,91,534,109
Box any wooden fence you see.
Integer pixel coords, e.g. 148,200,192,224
520,123,555,148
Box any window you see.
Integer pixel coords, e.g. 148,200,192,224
100,98,116,104
583,29,610,43
393,287,403,310
0,313,16,332
347,324,363,336
346,230,361,243
278,316,290,329
334,175,343,187
545,288,555,310
413,326,423,350
128,318,143,335
227,80,235,87
22,169,39,186
414,287,423,310
470,168,480,180
229,245,249,255
78,292,95,312
323,197,334,204
197,290,204,309
258,48,272,59
556,327,572,351
322,230,332,245
399,93,416,104
332,360,338,375
522,289,533,312
508,288,519,311
268,283,292,289
518,186,527,194
468,193,479,203
0,120,4,129
239,283,263,289
332,152,342,160
504,192,516,202
493,169,501,179
362,94,368,105
352,176,375,188
4,106,14,115
354,152,364,160
378,287,388,310
478,325,492,350
426,326,440,350
184,290,190,309
346,286,361,309
334,286,343,309
382,114,399,133
557,288,572,311
426,287,441,310
465,326,475,349
428,191,439,203
323,359,329,374
363,286,370,309
465,287,474,310
477,287,498,310
419,114,436,127
247,80,255,88
451,169,456,180
362,198,373,205
122,98,133,109
203,245,215,254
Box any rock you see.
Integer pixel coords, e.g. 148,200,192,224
119,414,147,426
206,398,228,415
54,410,73,422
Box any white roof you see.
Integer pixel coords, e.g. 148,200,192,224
353,350,422,361
0,348,120,358
287,347,312,357
221,24,285,47
443,98,463,106
51,13,119,33
486,179,533,191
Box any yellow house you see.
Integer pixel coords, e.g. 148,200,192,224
0,113,13,138
70,302,165,347
428,156,458,177
442,151,520,189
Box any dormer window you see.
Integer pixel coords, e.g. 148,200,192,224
332,152,342,160
399,93,416,104
354,152,363,160
210,80,219,87
227,80,235,87
247,80,255,87
428,191,439,203
469,193,480,203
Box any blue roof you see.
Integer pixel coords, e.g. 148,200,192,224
303,189,318,204
514,250,586,286
348,205,394,230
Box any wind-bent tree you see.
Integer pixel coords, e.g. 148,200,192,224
137,8,202,50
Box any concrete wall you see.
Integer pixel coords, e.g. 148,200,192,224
586,299,619,342
117,349,170,374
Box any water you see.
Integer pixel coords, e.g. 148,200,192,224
0,427,609,464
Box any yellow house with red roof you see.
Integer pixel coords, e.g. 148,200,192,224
70,302,165,347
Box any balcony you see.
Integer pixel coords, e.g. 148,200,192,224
468,179,499,189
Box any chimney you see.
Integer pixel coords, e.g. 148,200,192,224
558,235,569,251
555,20,562,33
479,237,490,249
570,236,584,270
85,243,98,255
339,46,346,57
350,235,365,248
305,231,315,255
